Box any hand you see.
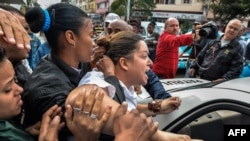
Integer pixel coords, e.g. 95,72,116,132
90,46,106,68
160,96,181,114
96,55,115,78
25,121,41,136
113,102,158,141
0,9,31,50
38,105,65,141
189,68,195,76
151,130,192,141
65,85,112,141
134,85,142,94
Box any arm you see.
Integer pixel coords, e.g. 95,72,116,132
144,69,171,99
136,97,181,117
66,85,192,141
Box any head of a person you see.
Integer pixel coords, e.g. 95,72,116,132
0,48,23,119
223,19,242,40
128,19,141,34
104,13,120,33
25,3,93,62
165,17,179,35
102,31,152,87
147,21,156,34
0,4,30,63
108,19,131,37
192,21,201,30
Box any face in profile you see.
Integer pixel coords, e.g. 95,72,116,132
75,19,94,62
125,40,152,86
0,59,23,119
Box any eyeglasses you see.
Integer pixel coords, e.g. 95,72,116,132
228,25,240,31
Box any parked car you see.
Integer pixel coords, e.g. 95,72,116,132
178,45,191,69
138,77,250,141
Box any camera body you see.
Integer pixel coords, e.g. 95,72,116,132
199,22,218,39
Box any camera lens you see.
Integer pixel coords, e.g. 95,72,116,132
199,27,212,38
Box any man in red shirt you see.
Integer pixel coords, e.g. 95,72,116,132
152,17,194,78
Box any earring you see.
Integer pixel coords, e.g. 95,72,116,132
72,42,75,48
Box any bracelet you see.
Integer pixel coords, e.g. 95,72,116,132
148,99,163,113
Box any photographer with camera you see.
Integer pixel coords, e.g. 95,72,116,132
180,21,211,78
189,19,244,82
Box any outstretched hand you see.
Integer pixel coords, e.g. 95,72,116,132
160,96,181,114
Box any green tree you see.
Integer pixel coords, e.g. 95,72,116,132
110,0,156,19
200,0,250,24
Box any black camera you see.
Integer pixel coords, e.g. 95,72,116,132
199,22,218,39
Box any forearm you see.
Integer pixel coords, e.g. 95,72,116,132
136,104,156,117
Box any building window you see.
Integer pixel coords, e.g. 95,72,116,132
97,2,106,9
182,0,191,4
165,0,175,4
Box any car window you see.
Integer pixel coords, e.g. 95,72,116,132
177,110,250,141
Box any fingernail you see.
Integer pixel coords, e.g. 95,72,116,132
8,38,15,43
17,44,24,49
25,44,31,50
0,30,3,35
53,116,60,122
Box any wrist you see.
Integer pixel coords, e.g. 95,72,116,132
115,132,134,141
148,100,163,114
104,71,115,78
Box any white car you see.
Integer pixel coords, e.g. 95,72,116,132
137,77,250,141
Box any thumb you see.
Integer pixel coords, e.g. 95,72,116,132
114,102,128,118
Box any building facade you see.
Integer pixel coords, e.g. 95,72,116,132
133,0,212,22
95,0,112,14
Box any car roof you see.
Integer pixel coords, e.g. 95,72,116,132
137,77,250,130
152,77,250,130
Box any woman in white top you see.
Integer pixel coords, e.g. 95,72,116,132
77,31,192,141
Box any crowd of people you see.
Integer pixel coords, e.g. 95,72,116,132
0,1,249,141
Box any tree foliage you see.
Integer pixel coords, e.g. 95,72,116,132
110,0,156,19
201,0,250,23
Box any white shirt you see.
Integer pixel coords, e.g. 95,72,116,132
78,69,138,111
118,80,138,111
78,70,115,98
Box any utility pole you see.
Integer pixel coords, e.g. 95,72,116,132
126,0,130,21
